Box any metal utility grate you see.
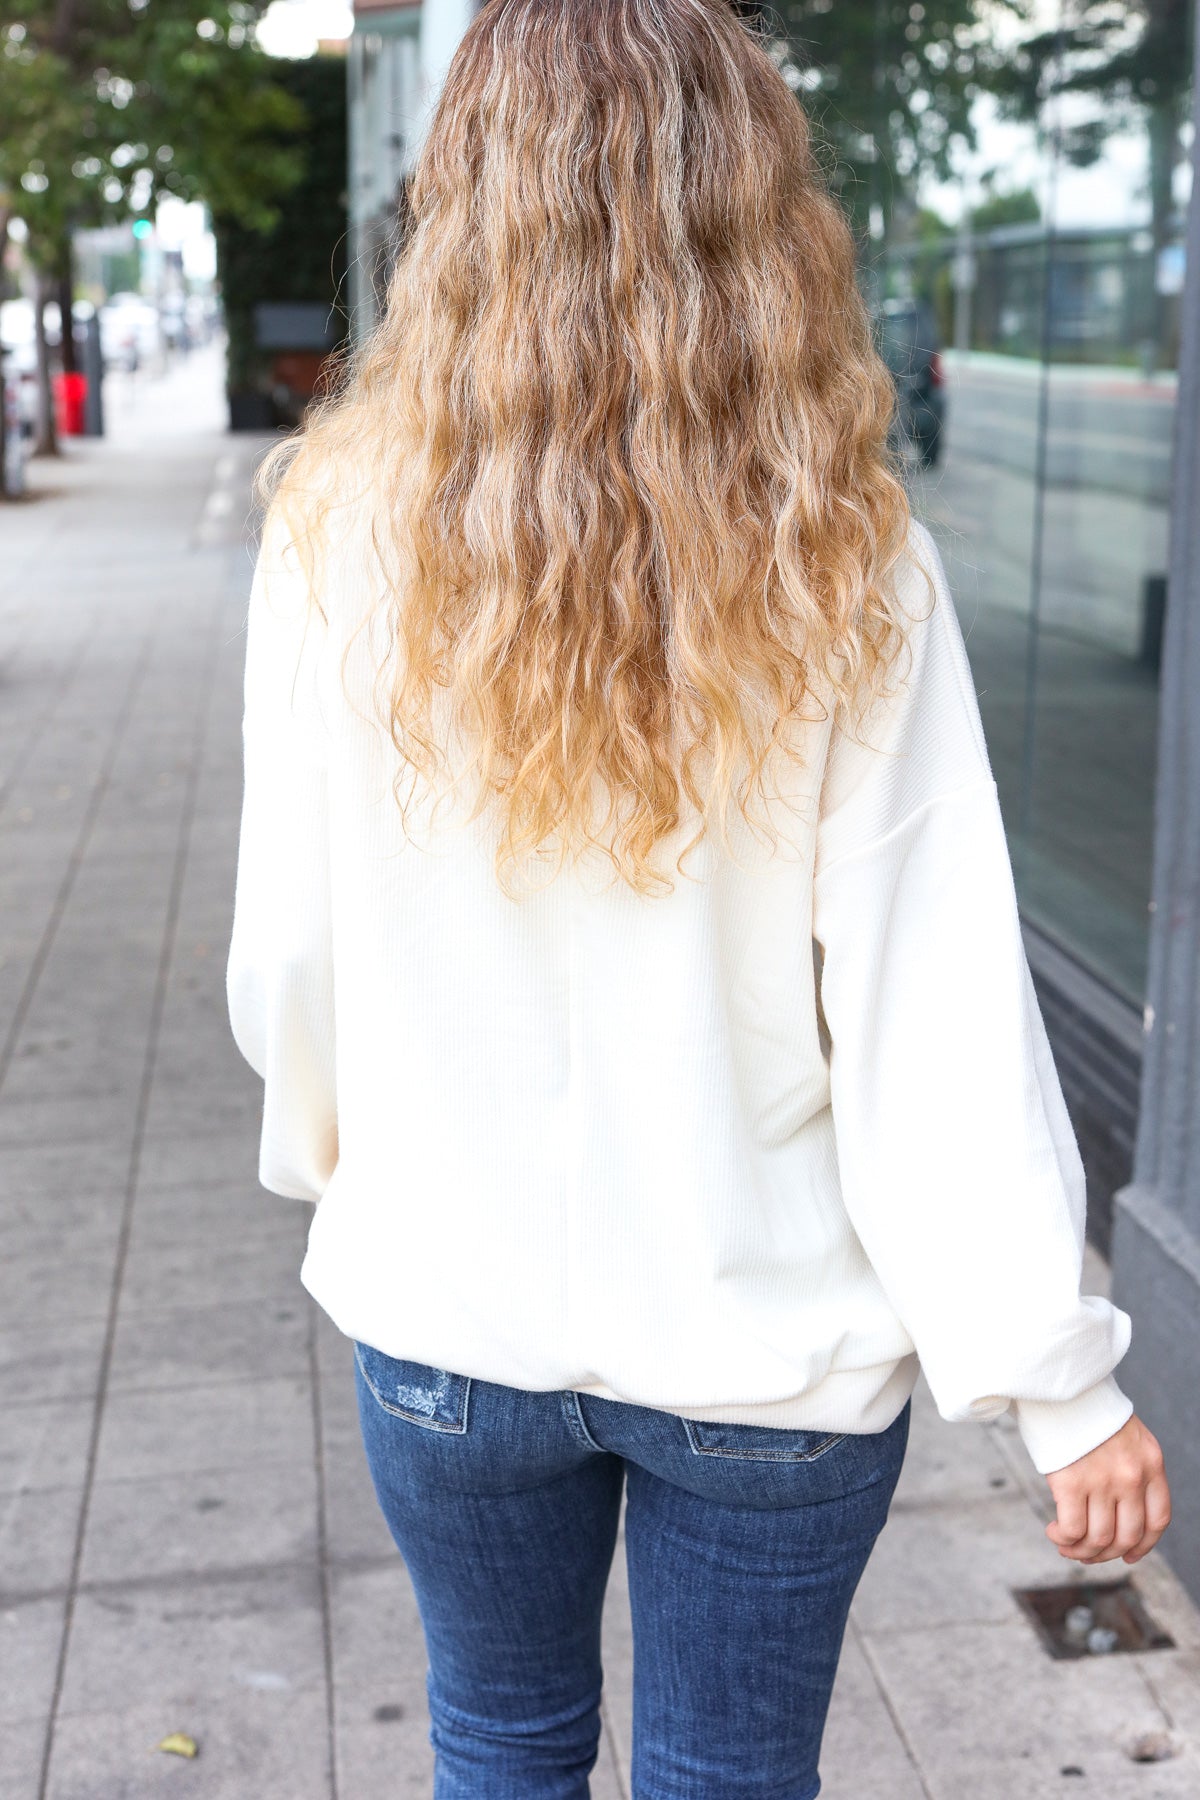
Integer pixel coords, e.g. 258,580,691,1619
1013,1578,1175,1660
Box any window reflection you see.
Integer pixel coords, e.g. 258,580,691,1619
799,0,1200,1003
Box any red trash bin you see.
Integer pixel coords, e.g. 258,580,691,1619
52,371,88,437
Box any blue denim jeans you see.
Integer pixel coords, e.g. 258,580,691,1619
353,1340,911,1800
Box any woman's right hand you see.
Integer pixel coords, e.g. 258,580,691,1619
1043,1413,1170,1564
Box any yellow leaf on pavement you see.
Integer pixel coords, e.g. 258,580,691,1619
155,1732,199,1758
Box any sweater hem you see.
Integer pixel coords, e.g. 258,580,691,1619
566,1355,921,1436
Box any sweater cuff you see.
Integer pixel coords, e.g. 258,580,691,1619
1011,1373,1135,1475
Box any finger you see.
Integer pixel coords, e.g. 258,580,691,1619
1047,1485,1088,1546
1111,1493,1145,1561
1146,1472,1172,1535
1055,1491,1116,1562
1079,1491,1118,1563
1126,1473,1173,1562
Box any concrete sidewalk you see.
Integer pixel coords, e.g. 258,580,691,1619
2,346,1198,1799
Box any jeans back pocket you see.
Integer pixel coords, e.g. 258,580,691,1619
353,1341,472,1433
683,1417,848,1462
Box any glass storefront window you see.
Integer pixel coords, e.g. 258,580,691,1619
348,11,423,335
846,0,1197,1006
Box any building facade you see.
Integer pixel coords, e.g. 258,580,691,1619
347,0,477,334
347,0,1200,1601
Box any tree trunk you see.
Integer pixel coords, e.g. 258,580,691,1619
33,271,59,458
1139,0,1190,372
57,264,78,378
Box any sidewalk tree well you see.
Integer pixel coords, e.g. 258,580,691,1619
210,52,349,431
0,1,306,451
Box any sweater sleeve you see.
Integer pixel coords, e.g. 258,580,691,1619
811,520,1134,1476
225,509,338,1205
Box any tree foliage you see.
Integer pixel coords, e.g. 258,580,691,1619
0,0,305,269
988,0,1192,160
211,51,349,399
764,0,1028,243
970,185,1042,230
986,0,1193,252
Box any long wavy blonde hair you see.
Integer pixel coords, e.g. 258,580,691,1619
259,0,915,899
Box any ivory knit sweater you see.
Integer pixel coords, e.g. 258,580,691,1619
225,508,1134,1476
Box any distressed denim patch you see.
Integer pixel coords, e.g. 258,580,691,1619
353,1341,471,1433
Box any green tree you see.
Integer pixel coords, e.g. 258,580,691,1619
764,0,1024,257
211,52,349,423
989,0,1192,292
0,1,304,448
971,185,1042,231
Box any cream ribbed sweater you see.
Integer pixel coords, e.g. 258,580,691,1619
225,508,1134,1476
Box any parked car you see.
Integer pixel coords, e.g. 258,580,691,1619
1,297,39,377
2,345,32,494
877,298,946,469
0,299,40,440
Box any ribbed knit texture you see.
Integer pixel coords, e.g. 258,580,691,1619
226,511,1134,1476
